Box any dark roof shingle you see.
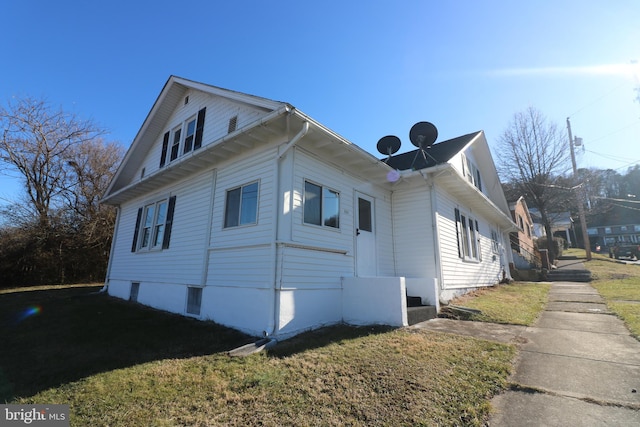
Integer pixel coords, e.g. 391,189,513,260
384,131,480,171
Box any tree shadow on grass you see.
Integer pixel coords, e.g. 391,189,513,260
0,286,254,402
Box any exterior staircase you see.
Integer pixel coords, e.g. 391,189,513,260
546,268,592,282
406,295,437,325
546,256,592,282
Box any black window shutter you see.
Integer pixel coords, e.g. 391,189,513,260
193,107,206,150
131,208,143,252
454,208,461,258
162,196,177,249
160,131,170,167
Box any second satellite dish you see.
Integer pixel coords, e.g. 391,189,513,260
409,122,438,149
376,135,401,156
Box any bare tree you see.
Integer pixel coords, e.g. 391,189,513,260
497,106,571,262
0,97,123,286
0,97,103,228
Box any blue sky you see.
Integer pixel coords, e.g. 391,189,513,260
2,0,639,206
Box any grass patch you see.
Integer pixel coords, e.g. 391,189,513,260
586,257,640,339
2,286,516,426
15,328,514,426
0,284,253,402
447,282,551,326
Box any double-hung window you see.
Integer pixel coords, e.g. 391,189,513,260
455,208,481,261
303,181,339,228
182,117,196,154
462,154,482,191
170,126,182,162
132,196,177,252
159,107,207,167
491,229,500,254
224,182,259,228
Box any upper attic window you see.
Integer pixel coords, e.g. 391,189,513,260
159,107,207,167
462,153,482,192
184,96,189,105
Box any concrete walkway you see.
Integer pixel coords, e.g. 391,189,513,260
489,280,640,426
413,260,640,425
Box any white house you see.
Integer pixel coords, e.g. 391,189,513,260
102,76,516,339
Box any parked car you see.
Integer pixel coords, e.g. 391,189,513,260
611,243,640,260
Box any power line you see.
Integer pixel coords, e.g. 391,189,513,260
586,119,640,145
584,149,640,169
568,81,629,118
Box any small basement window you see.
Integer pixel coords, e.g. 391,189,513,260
129,282,140,302
186,287,203,315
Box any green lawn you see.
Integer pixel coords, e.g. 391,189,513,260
447,282,551,326
2,285,515,426
585,255,640,339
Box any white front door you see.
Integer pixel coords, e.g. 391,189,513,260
356,192,377,276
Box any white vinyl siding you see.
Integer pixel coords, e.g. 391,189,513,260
211,150,275,247
392,183,436,278
108,170,213,286
206,149,275,290
437,189,501,290
135,92,268,186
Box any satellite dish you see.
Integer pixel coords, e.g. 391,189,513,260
409,122,438,149
377,135,401,156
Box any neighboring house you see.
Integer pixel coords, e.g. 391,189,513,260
102,76,516,339
587,202,640,251
529,209,575,247
508,197,537,268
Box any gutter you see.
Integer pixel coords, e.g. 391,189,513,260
100,205,121,293
266,118,310,337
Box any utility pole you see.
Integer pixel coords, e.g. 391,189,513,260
566,118,592,260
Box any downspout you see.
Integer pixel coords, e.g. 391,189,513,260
100,205,121,293
266,120,309,337
421,170,444,309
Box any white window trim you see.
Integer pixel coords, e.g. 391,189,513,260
491,229,500,254
461,153,482,191
182,115,197,155
456,208,481,262
185,285,204,317
138,198,169,251
302,179,341,230
223,180,260,229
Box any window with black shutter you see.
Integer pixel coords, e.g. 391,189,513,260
131,196,176,252
193,107,206,150
159,132,170,168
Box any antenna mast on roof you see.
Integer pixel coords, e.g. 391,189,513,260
408,121,438,169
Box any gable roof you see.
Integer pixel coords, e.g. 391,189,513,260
102,76,515,233
104,76,288,200
385,131,480,170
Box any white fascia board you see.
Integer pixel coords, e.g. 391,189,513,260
171,76,286,111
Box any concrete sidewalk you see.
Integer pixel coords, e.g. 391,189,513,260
489,281,640,426
413,260,640,425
